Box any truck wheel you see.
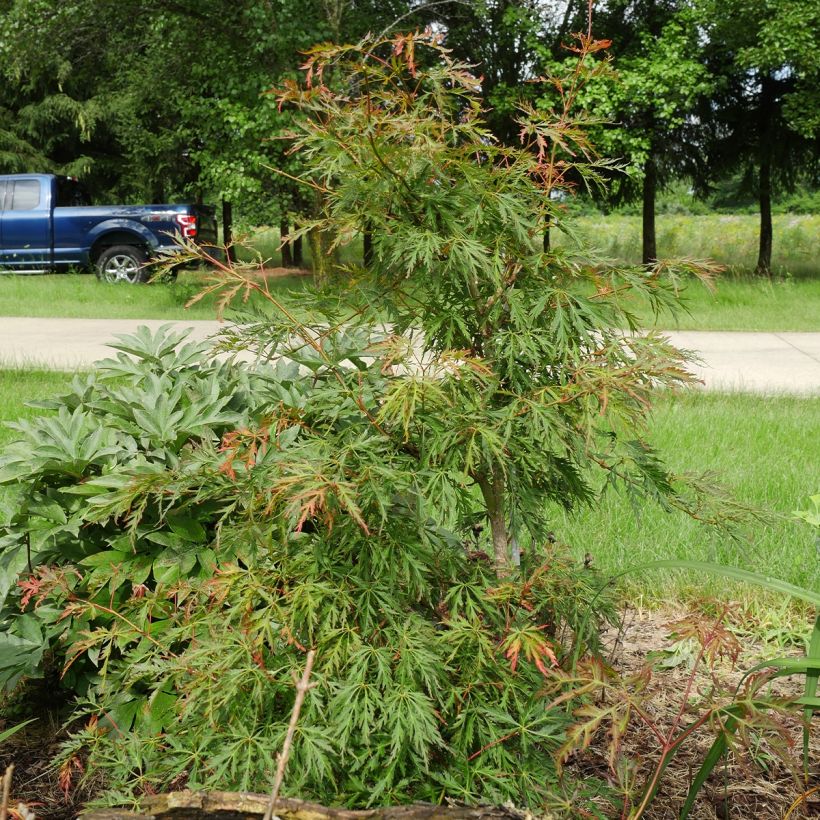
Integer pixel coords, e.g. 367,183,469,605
96,245,149,284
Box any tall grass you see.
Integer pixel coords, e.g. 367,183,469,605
238,227,364,269
248,214,819,280
555,214,818,279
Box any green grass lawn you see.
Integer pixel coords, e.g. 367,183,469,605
0,372,815,616
0,265,815,332
0,369,77,448
637,274,820,332
547,390,819,610
0,270,310,320
1,215,814,330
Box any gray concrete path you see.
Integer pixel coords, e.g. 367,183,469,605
0,318,222,370
667,330,820,394
0,317,818,394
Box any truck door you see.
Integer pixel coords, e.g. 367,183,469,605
0,178,52,271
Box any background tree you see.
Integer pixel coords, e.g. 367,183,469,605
536,0,711,264
695,0,819,276
417,0,545,143
0,0,419,249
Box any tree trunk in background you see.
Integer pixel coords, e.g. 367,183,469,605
642,151,657,265
756,155,773,276
280,219,293,267
222,199,235,263
756,75,775,277
543,216,551,253
293,233,303,267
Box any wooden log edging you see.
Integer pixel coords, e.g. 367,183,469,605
83,791,547,820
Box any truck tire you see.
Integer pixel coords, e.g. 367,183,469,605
95,245,150,284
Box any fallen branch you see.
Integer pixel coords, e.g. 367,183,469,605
85,791,538,819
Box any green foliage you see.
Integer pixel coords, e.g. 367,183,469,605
0,33,792,816
0,0,421,216
694,0,819,233
704,0,820,137
267,33,737,570
0,325,614,808
541,7,711,201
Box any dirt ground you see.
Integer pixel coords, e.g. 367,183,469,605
0,608,817,819
567,607,820,819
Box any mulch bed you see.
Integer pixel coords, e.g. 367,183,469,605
564,607,820,819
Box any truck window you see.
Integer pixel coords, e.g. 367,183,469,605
9,180,41,211
56,177,92,207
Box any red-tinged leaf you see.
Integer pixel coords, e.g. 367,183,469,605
58,755,83,799
18,575,43,609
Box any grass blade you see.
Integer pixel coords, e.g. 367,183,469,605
804,612,820,773
679,709,740,820
0,718,35,745
628,560,820,607
739,656,820,681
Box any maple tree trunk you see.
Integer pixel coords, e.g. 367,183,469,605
476,465,509,572
309,190,337,284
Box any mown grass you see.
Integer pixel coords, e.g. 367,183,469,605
547,390,820,610
0,271,310,320
638,274,820,332
0,369,76,448
0,215,816,329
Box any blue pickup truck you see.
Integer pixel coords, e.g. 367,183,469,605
0,174,218,283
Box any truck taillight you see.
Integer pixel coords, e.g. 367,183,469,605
175,214,197,238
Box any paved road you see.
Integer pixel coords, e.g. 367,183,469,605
0,317,818,394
